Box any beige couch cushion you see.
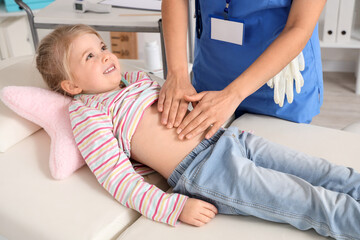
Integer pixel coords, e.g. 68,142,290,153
343,121,360,135
117,114,360,240
0,129,168,240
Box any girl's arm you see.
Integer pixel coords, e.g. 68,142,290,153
69,101,188,226
177,0,327,140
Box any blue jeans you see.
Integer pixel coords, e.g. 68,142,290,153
168,127,360,239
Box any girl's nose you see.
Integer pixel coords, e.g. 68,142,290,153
102,52,110,63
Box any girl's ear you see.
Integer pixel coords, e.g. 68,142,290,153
60,80,82,95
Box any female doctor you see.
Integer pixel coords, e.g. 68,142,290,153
158,0,326,140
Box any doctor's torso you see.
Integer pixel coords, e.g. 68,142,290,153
192,0,323,123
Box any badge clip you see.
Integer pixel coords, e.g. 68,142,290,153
223,0,230,20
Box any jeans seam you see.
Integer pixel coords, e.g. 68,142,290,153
232,133,247,157
189,152,210,182
183,177,358,240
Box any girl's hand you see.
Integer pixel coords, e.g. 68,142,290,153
179,198,218,227
177,89,241,140
157,74,197,128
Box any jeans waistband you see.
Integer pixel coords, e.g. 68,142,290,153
167,128,225,188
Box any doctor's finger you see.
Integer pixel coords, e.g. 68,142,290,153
205,122,222,139
166,100,181,128
183,117,215,140
157,89,167,112
177,105,201,132
174,100,189,127
160,98,173,125
177,111,206,139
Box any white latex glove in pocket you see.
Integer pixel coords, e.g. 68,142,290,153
267,52,305,107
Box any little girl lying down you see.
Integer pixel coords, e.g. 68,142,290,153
36,24,360,239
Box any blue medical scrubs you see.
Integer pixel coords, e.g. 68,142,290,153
192,0,323,123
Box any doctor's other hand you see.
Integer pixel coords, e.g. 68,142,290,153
158,73,197,128
267,51,305,107
177,89,240,140
179,198,218,227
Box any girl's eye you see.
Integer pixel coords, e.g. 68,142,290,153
86,53,94,61
101,45,107,51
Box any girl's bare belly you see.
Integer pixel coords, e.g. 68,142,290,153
130,103,204,179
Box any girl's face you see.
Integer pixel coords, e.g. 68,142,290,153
66,33,122,94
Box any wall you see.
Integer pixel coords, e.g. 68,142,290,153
2,6,358,75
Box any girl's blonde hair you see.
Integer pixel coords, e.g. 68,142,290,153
36,24,102,95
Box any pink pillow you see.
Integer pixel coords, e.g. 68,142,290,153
0,86,84,180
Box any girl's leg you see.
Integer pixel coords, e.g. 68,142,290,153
234,127,360,200
173,128,360,239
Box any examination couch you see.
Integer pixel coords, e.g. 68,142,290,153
1,56,360,240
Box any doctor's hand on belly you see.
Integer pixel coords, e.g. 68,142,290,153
177,88,242,140
158,71,241,141
157,72,197,129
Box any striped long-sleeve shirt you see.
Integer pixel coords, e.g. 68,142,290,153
69,71,188,226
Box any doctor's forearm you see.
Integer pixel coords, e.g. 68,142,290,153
161,0,189,77
225,27,308,102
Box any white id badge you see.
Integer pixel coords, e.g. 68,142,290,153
211,17,244,45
